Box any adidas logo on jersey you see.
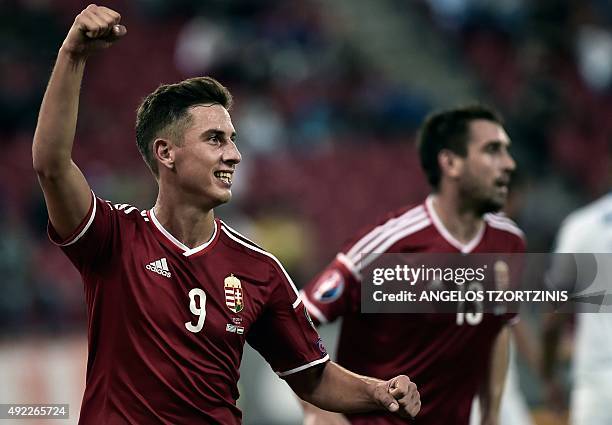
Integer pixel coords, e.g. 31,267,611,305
145,258,172,278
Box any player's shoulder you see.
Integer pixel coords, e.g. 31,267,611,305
484,212,525,242
218,220,301,299
562,193,612,230
345,202,432,251
380,202,428,225
98,196,148,223
218,220,291,273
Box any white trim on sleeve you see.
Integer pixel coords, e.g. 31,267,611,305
336,253,361,281
300,290,329,324
276,354,330,377
56,191,97,247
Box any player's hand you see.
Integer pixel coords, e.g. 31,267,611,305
374,375,420,418
303,408,351,425
61,4,126,59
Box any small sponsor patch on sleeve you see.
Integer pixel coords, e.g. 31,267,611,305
316,337,327,356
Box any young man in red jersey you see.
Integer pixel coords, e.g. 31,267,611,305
32,5,420,424
301,106,525,425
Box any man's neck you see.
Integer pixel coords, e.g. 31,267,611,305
429,192,483,245
153,191,216,249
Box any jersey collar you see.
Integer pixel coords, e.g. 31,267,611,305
148,209,219,257
425,195,485,254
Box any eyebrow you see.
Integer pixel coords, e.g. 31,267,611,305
200,129,237,141
483,139,511,147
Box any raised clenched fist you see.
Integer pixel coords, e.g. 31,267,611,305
61,4,126,58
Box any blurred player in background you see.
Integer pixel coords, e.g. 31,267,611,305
32,5,421,424
547,188,612,425
470,320,536,425
301,105,525,425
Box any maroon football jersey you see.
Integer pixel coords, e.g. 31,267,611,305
49,193,328,424
301,196,525,425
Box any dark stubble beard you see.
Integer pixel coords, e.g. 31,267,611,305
475,196,505,216
458,180,506,216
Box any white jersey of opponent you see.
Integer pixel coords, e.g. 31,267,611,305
555,193,612,377
554,193,612,425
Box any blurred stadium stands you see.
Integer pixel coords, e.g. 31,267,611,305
2,0,612,423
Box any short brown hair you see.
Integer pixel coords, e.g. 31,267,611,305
136,76,233,176
417,104,503,188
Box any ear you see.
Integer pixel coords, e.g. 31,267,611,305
153,138,175,171
438,149,464,180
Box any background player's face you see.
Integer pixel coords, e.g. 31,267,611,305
172,104,241,208
457,119,515,214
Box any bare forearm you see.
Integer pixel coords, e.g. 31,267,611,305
32,6,125,238
289,362,419,418
32,49,86,175
480,327,509,425
512,320,540,376
542,313,567,380
302,362,382,413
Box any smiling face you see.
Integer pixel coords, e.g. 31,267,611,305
169,104,241,209
455,119,516,214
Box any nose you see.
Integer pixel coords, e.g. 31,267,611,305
223,140,242,166
503,150,516,172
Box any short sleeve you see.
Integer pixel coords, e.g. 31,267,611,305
247,263,329,377
300,254,361,325
301,210,411,325
47,192,116,273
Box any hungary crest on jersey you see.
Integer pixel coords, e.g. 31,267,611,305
224,274,244,313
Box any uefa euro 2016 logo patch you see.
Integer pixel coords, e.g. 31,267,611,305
313,270,344,303
224,274,244,313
